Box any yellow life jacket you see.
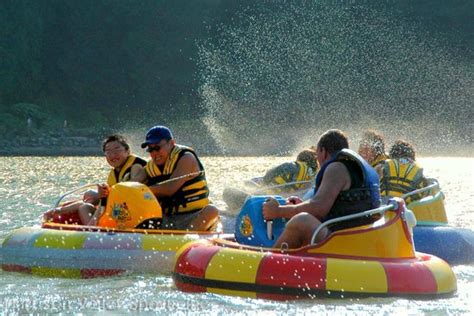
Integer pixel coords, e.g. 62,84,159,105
145,144,209,215
380,158,426,204
270,161,315,192
106,154,147,186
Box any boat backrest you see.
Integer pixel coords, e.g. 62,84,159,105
307,198,416,259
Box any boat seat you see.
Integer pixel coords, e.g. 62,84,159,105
311,200,400,244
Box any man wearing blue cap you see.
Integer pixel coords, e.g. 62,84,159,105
137,125,219,231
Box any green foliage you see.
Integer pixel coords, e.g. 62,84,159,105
11,103,44,120
71,110,109,130
0,0,471,141
12,102,58,129
0,0,44,103
0,112,23,137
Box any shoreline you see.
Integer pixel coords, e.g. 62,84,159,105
1,148,472,158
1,133,472,157
0,129,474,158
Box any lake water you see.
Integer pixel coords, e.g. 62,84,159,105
0,156,472,314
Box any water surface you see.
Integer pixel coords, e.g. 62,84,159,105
0,156,472,314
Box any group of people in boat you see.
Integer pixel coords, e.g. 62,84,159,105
263,129,427,248
46,125,427,249
44,125,218,231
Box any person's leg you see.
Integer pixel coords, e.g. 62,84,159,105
78,203,97,225
188,204,219,231
43,200,84,222
273,213,330,249
159,205,220,231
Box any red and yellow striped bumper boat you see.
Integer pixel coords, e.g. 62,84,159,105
173,199,456,300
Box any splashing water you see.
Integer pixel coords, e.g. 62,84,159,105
198,3,473,156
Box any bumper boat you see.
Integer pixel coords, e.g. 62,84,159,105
173,198,456,300
0,182,224,278
405,179,474,265
229,178,474,265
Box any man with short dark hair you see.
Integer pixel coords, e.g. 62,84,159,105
136,125,219,231
263,129,381,248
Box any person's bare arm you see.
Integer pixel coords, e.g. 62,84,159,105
133,166,148,183
263,162,350,220
129,163,146,182
149,153,200,197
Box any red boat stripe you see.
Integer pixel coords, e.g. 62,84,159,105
2,264,32,274
383,261,437,293
174,243,221,293
80,269,125,278
175,243,221,278
256,254,327,291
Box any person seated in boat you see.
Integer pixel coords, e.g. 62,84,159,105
44,134,146,225
263,129,381,248
259,148,319,193
135,125,219,231
358,129,388,175
380,139,427,204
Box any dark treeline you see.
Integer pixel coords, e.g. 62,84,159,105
1,0,241,134
0,1,472,150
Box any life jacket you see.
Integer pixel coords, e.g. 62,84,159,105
371,153,388,168
106,154,147,186
145,144,209,215
265,161,315,193
380,158,426,204
315,149,381,230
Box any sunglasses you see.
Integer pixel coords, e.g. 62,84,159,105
146,142,167,153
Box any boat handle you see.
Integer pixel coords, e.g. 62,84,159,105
266,220,273,240
310,199,398,245
52,171,205,209
401,178,439,200
53,183,99,208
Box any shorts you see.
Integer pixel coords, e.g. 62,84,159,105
161,210,202,230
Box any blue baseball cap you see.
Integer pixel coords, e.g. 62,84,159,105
141,125,173,148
